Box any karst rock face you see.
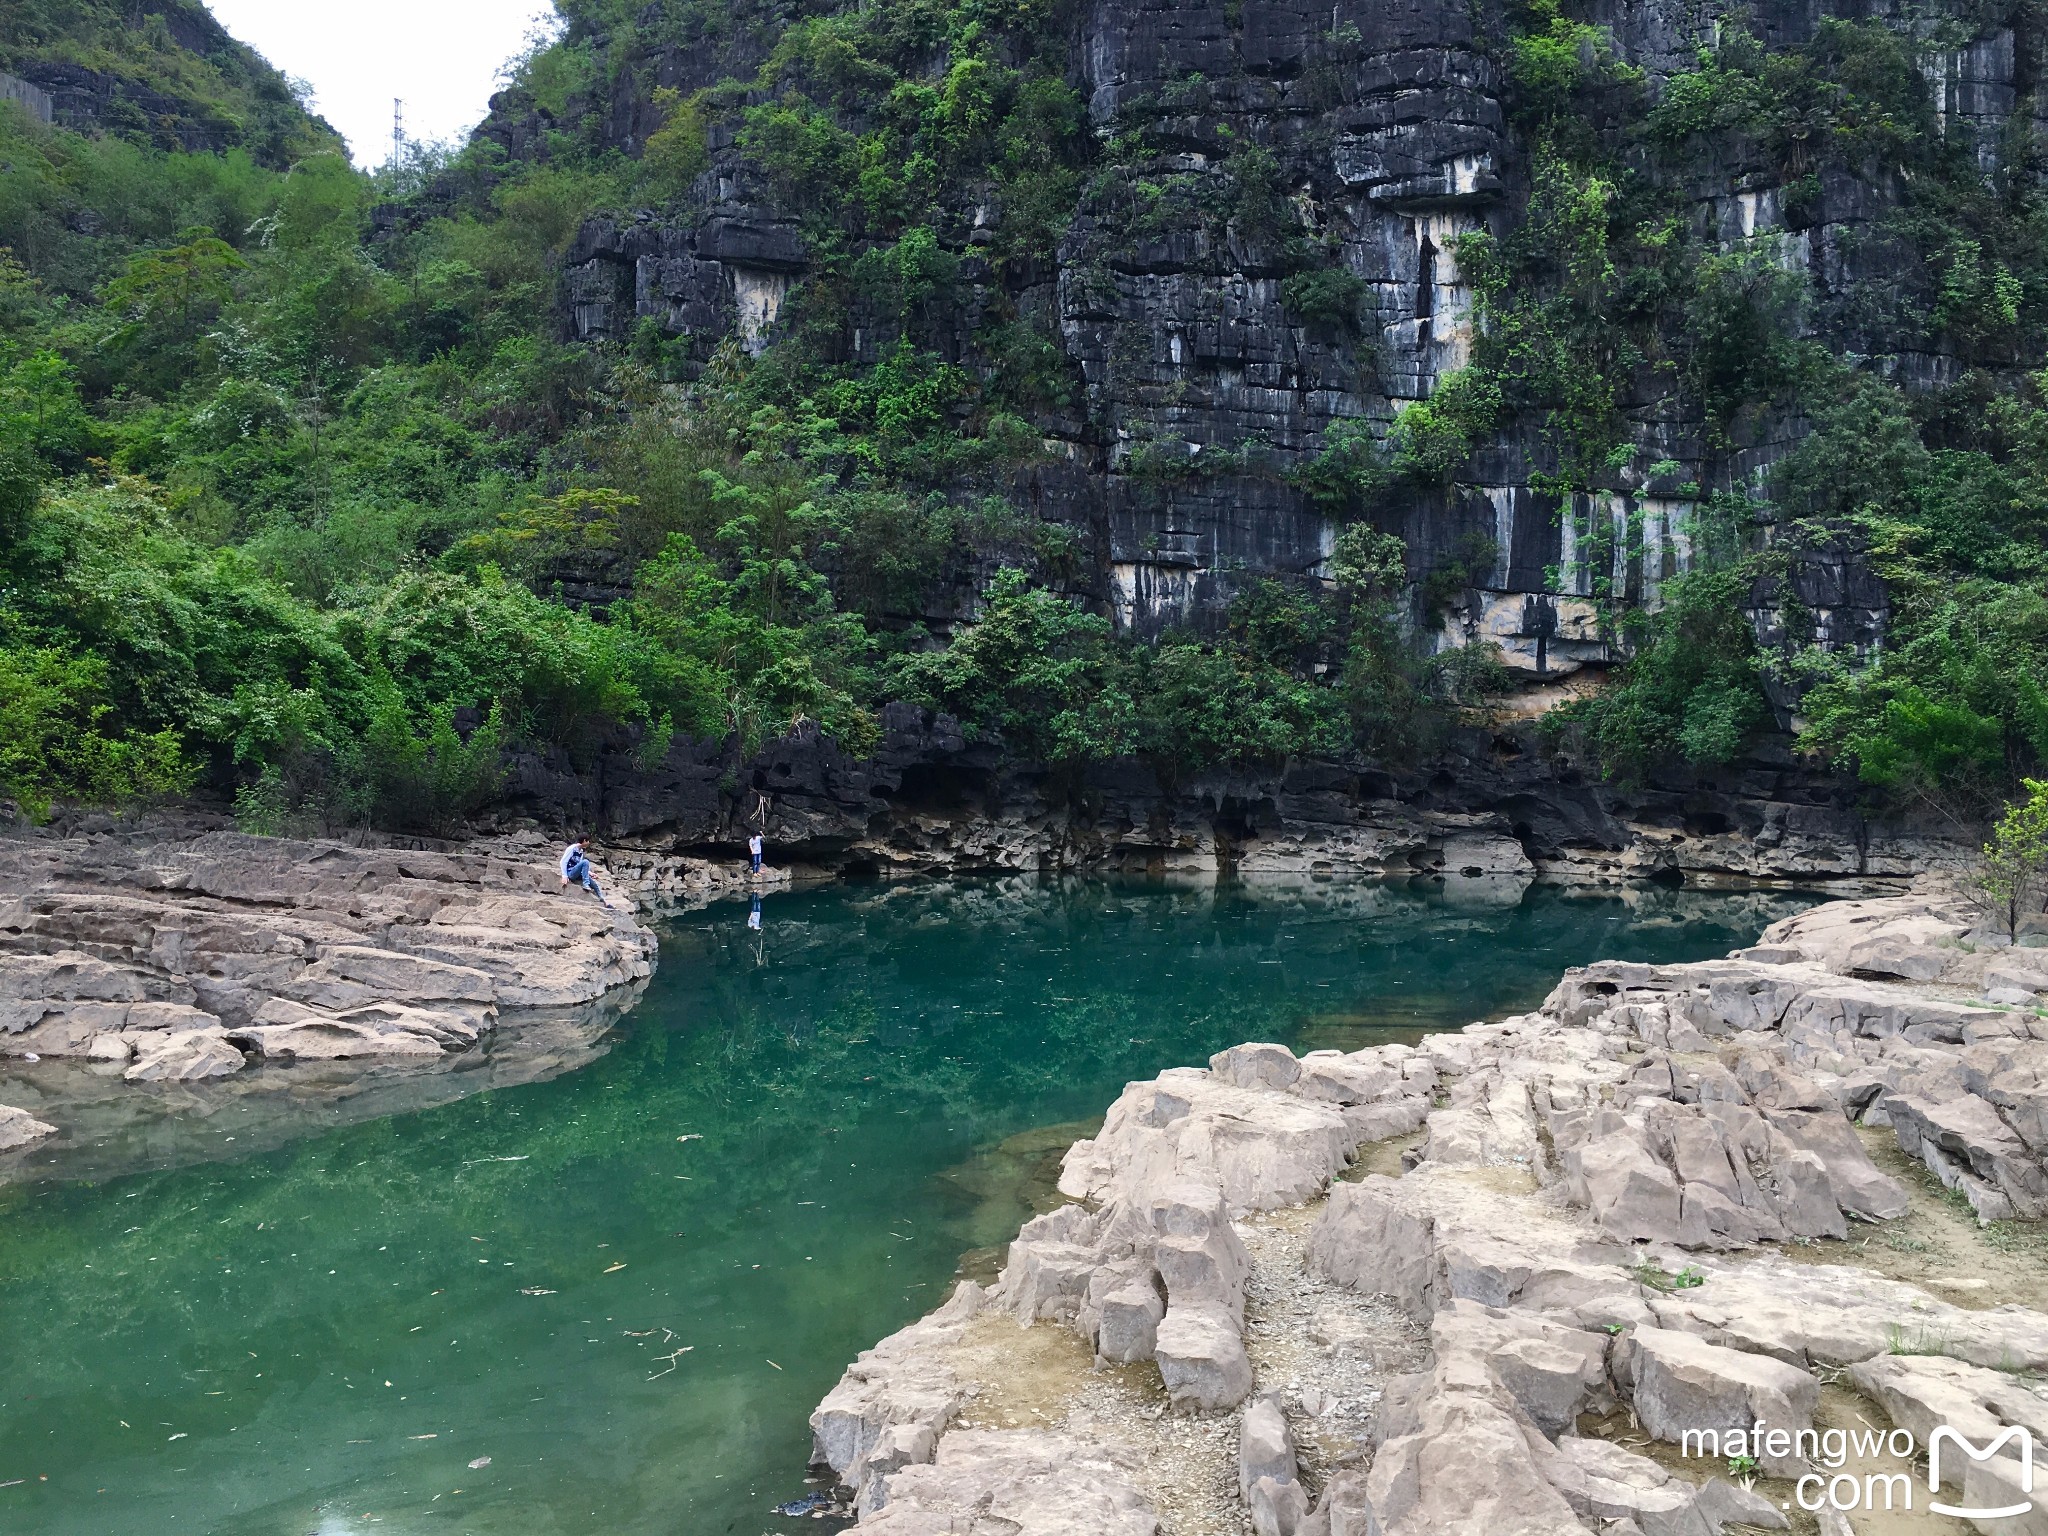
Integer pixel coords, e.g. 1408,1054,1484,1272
503,0,2030,666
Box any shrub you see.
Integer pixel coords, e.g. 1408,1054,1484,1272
0,644,194,819
1280,268,1370,330
1971,780,2048,941
1550,567,1770,782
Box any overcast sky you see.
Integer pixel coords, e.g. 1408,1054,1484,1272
205,1,559,166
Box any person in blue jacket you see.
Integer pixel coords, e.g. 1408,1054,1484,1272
558,835,614,909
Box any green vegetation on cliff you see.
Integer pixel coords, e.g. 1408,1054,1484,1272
1,0,2045,828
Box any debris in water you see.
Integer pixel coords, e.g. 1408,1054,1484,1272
468,1457,491,1470
675,1134,702,1143
602,1262,626,1274
772,1491,833,1517
765,1359,783,1370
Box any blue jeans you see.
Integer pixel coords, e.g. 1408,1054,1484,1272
567,857,605,902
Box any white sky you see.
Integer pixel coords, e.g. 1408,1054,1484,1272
205,1,561,166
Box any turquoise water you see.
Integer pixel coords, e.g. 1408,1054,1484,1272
0,877,1814,1535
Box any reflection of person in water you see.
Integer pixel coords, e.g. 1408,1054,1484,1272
747,894,763,931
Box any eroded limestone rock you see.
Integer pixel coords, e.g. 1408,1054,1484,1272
0,826,656,1096
0,1103,57,1151
858,1428,1158,1534
816,893,2048,1534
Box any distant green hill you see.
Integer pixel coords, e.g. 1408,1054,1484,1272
0,0,339,166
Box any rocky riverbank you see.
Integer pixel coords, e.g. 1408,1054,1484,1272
807,891,2048,1534
501,710,1970,894
0,819,665,1174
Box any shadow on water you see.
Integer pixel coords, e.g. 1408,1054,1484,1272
0,875,1818,1535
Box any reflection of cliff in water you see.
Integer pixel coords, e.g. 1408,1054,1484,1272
677,873,1815,1047
0,982,646,1185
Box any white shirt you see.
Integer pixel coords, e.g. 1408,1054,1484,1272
749,835,763,856
559,843,583,878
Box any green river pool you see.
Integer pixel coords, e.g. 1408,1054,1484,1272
0,876,1817,1535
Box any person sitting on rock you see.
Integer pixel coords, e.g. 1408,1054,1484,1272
558,835,613,910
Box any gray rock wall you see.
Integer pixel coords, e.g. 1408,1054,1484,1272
520,0,2027,677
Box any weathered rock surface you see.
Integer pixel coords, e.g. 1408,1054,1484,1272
0,821,656,1144
0,1103,56,1151
813,891,2048,1533
860,1428,1159,1534
497,698,1966,899
1847,1353,2048,1493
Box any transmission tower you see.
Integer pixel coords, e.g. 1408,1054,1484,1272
392,98,406,166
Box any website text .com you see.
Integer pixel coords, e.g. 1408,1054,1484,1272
1681,1422,2038,1518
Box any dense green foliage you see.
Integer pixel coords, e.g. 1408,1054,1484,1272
8,0,2047,829
0,1,1469,826
1471,9,2048,814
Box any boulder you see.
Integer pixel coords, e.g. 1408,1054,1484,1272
810,1282,981,1507
1846,1354,2048,1497
1884,1091,2048,1219
1541,1438,1697,1534
860,1428,1158,1534
1542,1438,1787,1536
1239,1394,1297,1496
1614,1326,1819,1476
1299,1470,1372,1536
1361,1358,1591,1536
1982,956,2048,1005
1761,1108,1909,1219
1059,1069,1356,1214
0,1104,58,1151
1249,1475,1309,1536
1148,1181,1252,1321
1304,1176,1436,1319
1565,1129,1690,1245
994,1203,1103,1326
1094,1275,1164,1363
1985,1056,2048,1151
124,1028,245,1083
1153,1304,1253,1410
1211,1042,1302,1092
1290,1050,1403,1105
1308,1170,1637,1327
1433,1300,1612,1439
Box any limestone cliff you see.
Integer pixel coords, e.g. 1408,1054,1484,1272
503,0,2036,676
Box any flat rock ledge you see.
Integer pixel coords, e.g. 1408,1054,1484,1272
809,891,2048,1534
0,826,655,1141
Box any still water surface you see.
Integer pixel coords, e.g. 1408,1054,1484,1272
0,877,1815,1535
